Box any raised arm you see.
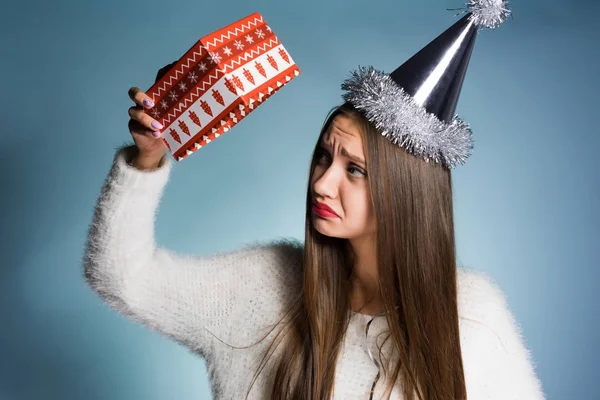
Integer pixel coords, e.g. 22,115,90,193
83,145,303,358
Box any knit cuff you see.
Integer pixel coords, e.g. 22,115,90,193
111,145,173,192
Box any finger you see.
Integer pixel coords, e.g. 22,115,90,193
128,86,155,109
128,118,161,138
128,86,140,101
128,105,163,131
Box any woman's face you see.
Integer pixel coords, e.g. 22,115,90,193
310,114,376,240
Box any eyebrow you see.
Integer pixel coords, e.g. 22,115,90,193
319,140,366,165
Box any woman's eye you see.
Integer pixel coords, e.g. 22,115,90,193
349,165,367,177
316,149,367,177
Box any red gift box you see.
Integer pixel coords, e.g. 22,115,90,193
143,12,300,162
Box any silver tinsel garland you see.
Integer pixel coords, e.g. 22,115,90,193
341,66,473,169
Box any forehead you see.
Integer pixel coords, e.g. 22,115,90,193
322,115,363,147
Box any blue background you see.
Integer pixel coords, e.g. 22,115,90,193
1,0,598,398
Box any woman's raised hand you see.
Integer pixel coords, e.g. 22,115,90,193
127,62,175,170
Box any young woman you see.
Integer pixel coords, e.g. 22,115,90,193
83,3,544,399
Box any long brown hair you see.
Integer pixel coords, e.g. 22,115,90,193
245,102,467,399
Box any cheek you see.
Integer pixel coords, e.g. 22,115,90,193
365,192,376,219
360,190,376,228
343,187,372,220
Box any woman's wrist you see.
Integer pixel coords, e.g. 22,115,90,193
127,147,164,171
132,155,163,170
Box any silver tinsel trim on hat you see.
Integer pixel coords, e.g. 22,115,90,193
467,0,511,29
341,66,473,169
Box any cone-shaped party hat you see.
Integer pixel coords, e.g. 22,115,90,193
341,0,511,168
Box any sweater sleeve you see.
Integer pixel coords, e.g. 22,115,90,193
459,271,546,400
83,144,303,359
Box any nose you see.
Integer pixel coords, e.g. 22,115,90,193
312,165,340,199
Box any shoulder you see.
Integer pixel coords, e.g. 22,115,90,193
241,237,304,268
264,237,304,264
456,267,535,363
235,237,304,290
456,268,509,319
234,238,304,323
455,271,545,398
204,237,303,266
456,267,518,347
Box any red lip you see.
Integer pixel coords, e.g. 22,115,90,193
313,201,339,218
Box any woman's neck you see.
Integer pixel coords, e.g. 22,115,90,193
347,235,382,315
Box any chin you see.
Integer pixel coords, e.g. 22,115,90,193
312,219,349,239
313,218,335,237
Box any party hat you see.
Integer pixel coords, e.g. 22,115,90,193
341,0,511,168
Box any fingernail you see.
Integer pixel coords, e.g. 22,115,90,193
143,98,154,108
151,120,163,130
152,131,161,138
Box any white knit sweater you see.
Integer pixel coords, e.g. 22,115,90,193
83,145,545,400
